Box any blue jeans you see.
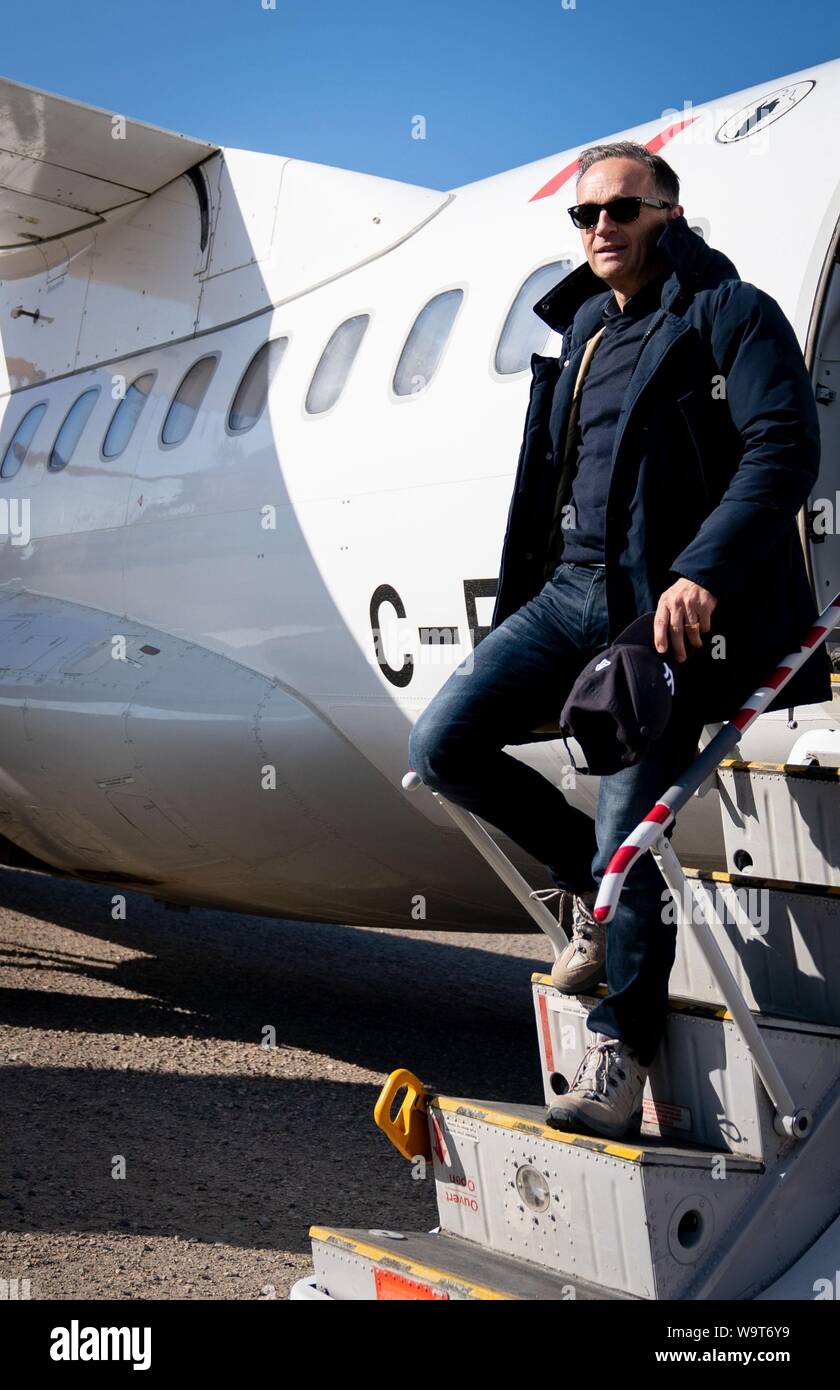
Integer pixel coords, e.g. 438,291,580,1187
407,562,706,1065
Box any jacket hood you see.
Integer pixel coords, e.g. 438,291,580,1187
532,214,740,338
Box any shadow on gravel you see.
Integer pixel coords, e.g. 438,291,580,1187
0,867,553,1249
1,1065,442,1251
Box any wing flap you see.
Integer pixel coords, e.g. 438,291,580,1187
0,75,217,246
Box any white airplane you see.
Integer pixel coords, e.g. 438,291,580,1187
1,60,839,932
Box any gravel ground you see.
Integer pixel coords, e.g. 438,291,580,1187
0,865,552,1301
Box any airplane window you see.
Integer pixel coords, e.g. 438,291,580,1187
228,337,288,432
161,355,218,446
393,289,464,397
305,315,369,414
49,388,101,471
0,401,47,480
495,260,573,374
102,372,156,459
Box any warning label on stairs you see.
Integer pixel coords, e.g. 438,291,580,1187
642,1096,692,1132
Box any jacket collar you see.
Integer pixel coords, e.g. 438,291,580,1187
532,214,740,341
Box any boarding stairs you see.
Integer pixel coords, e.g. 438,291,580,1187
294,597,840,1300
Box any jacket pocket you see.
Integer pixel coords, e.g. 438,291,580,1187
676,389,712,503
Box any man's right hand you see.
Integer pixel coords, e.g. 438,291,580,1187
654,577,717,663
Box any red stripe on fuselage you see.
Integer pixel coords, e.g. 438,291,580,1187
529,116,699,202
645,117,699,153
530,157,581,203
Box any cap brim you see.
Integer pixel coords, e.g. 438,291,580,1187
612,611,658,649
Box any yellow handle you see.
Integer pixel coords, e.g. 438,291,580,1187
374,1068,430,1161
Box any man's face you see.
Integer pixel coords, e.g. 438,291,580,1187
574,158,682,293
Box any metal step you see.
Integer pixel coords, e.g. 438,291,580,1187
307,1225,637,1300
668,868,840,1027
426,1093,762,1299
532,981,840,1160
718,759,840,887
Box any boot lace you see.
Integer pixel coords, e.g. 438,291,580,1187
569,895,598,958
572,1038,628,1098
529,888,598,959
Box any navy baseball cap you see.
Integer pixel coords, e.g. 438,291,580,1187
559,613,679,774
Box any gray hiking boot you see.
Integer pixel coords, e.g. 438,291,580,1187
549,889,605,994
545,1033,648,1139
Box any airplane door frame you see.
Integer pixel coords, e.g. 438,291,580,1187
802,210,840,656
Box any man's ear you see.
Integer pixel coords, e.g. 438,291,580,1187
670,203,685,220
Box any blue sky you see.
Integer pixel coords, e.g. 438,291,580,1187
4,0,840,189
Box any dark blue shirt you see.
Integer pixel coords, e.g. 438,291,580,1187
561,268,668,564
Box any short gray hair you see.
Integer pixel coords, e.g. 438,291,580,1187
576,140,680,205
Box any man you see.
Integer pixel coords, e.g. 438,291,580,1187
408,140,830,1140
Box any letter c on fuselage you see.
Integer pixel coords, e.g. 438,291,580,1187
370,584,413,688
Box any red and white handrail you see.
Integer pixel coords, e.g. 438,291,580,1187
594,592,840,924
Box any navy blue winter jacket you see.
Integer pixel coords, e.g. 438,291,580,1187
489,214,831,720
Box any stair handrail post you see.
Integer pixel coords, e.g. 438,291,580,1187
402,771,571,955
652,833,810,1137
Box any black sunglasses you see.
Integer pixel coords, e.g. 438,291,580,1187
567,196,673,229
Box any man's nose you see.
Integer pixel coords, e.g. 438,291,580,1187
594,207,620,236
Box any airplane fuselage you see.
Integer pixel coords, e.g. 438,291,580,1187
1,64,840,930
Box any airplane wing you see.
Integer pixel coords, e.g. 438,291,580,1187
0,75,217,249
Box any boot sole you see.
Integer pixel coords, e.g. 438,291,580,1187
544,1106,643,1141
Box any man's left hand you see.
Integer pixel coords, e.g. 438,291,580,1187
654,579,717,663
